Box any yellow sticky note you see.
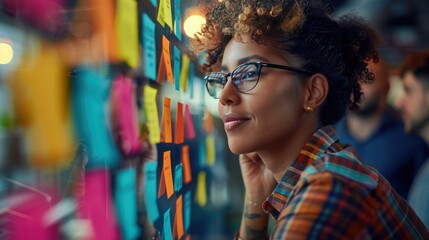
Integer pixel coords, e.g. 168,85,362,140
180,54,190,92
156,0,165,27
196,171,207,207
116,0,139,68
143,85,161,144
7,42,74,170
162,35,174,84
206,135,215,166
163,150,174,199
162,97,172,143
163,0,173,29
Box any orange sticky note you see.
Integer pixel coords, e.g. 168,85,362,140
186,234,191,240
161,97,172,143
163,150,174,199
184,104,195,139
203,110,215,133
157,168,166,198
174,102,184,144
182,145,192,184
156,53,166,85
173,194,184,239
162,35,174,84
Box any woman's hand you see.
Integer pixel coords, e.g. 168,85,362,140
239,153,277,201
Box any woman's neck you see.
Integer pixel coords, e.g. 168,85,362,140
257,117,319,182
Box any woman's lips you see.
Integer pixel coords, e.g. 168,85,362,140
223,115,249,130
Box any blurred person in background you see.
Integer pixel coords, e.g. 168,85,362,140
194,0,429,238
335,59,429,199
397,50,429,229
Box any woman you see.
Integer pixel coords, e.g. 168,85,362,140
193,0,429,239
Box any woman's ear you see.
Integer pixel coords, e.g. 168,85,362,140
303,74,329,110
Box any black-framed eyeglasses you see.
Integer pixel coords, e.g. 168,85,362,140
204,62,313,99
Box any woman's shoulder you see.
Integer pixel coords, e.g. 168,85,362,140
303,145,380,190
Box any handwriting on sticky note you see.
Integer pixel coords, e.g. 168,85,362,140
174,163,183,192
144,161,159,224
162,35,174,84
142,14,157,81
163,150,174,198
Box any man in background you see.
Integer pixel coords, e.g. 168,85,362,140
335,59,428,199
396,51,429,228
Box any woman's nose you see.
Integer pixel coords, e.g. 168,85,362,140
218,77,241,106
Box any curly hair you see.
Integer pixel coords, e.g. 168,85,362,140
192,0,381,125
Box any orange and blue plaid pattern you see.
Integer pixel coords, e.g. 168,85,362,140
263,125,429,239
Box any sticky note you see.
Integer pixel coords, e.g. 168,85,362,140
157,166,166,198
150,0,157,7
196,171,207,207
163,150,174,199
206,134,215,166
180,54,190,92
173,195,184,239
142,14,157,81
144,161,159,224
174,102,184,144
115,0,139,68
143,85,161,144
163,208,173,240
198,139,207,167
173,45,181,91
203,110,215,133
184,191,191,232
184,104,196,139
90,0,118,61
188,63,195,98
8,42,74,170
113,168,140,240
162,35,174,84
72,66,121,170
181,145,192,184
156,0,165,27
162,97,172,143
156,52,166,85
164,0,173,29
173,0,182,41
174,163,183,192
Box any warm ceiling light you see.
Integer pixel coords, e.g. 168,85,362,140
184,15,206,38
0,42,13,64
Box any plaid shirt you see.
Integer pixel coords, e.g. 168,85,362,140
263,125,429,239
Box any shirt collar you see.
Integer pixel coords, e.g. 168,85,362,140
262,125,340,219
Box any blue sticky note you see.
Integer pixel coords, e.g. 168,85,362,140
188,63,195,99
174,0,182,41
174,163,183,192
199,139,206,167
184,191,191,232
142,14,157,81
173,45,181,91
113,168,141,240
163,208,173,240
144,161,159,224
150,0,157,7
71,66,120,169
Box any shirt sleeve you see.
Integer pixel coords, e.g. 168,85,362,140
272,172,373,239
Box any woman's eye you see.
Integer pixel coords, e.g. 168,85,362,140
241,71,258,80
